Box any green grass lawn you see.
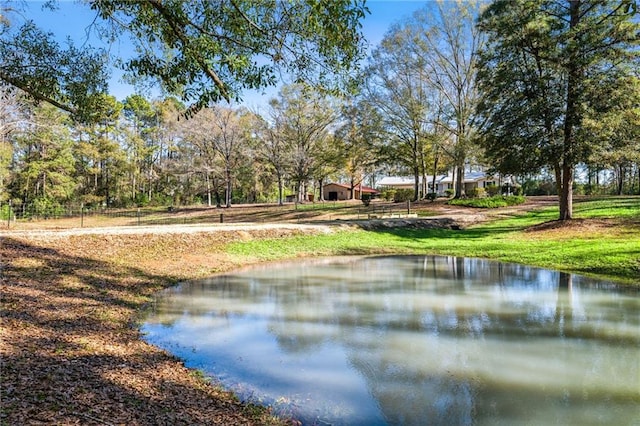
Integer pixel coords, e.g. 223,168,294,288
229,196,640,285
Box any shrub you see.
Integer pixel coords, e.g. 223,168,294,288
393,189,415,202
361,194,371,206
573,184,586,196
150,194,174,206
504,195,525,205
426,192,437,201
445,189,455,198
26,197,66,219
135,193,150,207
467,187,486,198
448,195,526,208
0,203,12,221
380,188,396,201
522,179,556,196
485,184,500,196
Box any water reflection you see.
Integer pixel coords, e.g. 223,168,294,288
142,256,640,425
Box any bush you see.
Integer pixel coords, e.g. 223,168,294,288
448,195,526,208
505,195,525,205
361,194,371,206
135,193,150,207
0,203,12,220
393,189,414,202
23,197,67,219
150,194,174,206
467,187,486,198
522,179,556,196
445,189,455,198
485,184,500,196
80,194,104,209
426,192,437,201
380,188,396,201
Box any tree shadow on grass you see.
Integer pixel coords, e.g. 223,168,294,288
352,218,640,283
0,237,276,425
368,221,524,243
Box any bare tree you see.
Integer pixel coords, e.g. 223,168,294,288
186,106,249,207
408,1,485,198
251,111,291,205
364,24,439,201
268,84,338,203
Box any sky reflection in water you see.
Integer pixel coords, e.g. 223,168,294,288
142,255,640,425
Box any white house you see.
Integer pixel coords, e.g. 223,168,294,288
377,176,421,190
378,171,509,196
436,171,499,195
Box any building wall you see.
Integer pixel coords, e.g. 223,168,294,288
323,184,351,200
380,183,415,190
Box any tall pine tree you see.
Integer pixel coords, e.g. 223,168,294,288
477,0,639,219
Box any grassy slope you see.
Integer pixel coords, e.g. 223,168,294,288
229,197,640,284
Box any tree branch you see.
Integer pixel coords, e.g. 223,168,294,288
147,0,230,102
0,71,77,116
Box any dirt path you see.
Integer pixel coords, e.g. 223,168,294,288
1,222,335,239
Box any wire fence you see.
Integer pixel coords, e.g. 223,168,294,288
3,203,139,220
0,202,222,229
1,199,416,230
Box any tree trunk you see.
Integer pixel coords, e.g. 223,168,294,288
553,162,562,197
419,149,427,200
297,181,305,203
318,177,325,202
132,174,136,202
431,153,439,197
413,166,420,202
349,176,355,200
559,163,573,221
105,166,110,207
212,176,222,208
277,170,284,206
559,0,580,221
148,167,152,201
455,165,466,199
616,164,625,195
225,167,232,207
205,172,212,207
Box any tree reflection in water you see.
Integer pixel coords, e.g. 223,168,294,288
143,256,640,426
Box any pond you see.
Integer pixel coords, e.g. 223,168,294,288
141,256,639,425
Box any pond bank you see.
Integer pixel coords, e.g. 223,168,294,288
1,227,321,425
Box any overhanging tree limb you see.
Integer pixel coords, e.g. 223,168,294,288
146,0,230,102
0,71,77,116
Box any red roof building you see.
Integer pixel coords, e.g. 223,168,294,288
322,183,379,201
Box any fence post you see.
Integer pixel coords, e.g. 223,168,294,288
6,200,10,229
81,204,84,228
137,208,141,226
407,200,411,214
219,213,224,223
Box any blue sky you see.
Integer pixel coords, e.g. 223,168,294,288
22,0,427,108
